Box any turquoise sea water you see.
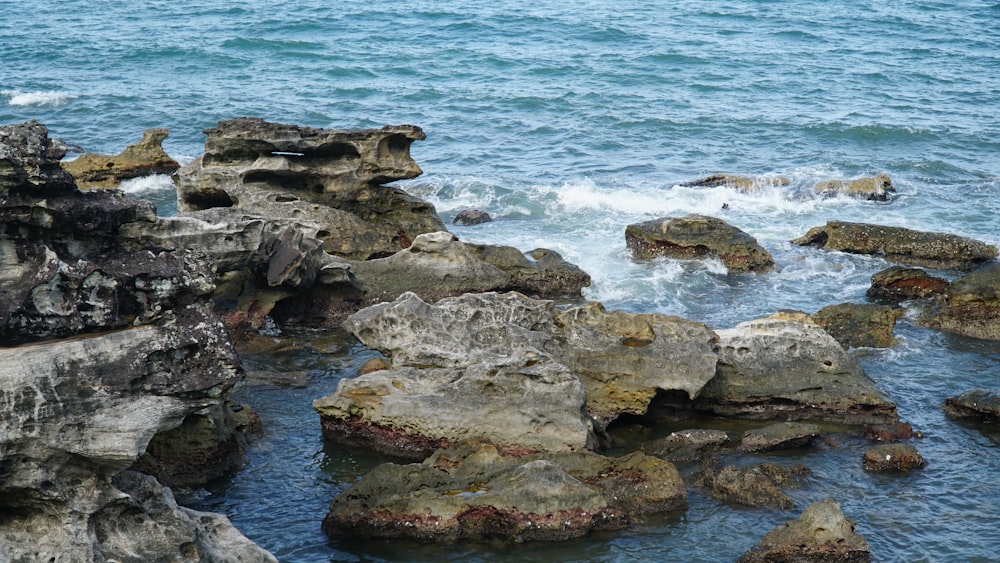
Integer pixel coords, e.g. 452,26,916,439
4,1,1000,561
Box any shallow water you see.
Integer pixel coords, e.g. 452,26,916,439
5,0,1000,560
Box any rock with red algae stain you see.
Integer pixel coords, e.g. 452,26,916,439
625,214,774,273
739,498,871,563
862,443,927,472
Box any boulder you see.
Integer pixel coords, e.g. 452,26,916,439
867,265,948,302
625,214,774,273
738,422,821,452
321,440,685,543
815,173,895,201
792,221,997,272
680,173,790,193
697,463,809,510
693,315,898,425
641,429,730,463
471,244,592,299
174,117,445,261
862,443,926,472
453,208,493,225
61,128,180,189
943,389,1000,423
738,498,870,562
919,264,1000,341
0,120,274,561
811,303,901,348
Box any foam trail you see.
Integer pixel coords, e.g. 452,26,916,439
118,175,175,195
3,90,78,107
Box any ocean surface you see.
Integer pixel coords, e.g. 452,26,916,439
5,1,1000,561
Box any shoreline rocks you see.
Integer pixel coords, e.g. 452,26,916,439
61,128,180,190
867,266,948,302
815,173,895,201
919,264,1000,341
738,498,870,562
626,214,774,273
943,389,1000,423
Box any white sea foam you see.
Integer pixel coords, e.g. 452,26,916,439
118,174,175,194
2,89,78,107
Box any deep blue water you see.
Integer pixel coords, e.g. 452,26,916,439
4,1,1000,561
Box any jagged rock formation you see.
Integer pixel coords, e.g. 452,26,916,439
867,265,948,302
625,214,774,273
792,220,997,271
60,128,180,189
738,499,871,562
0,120,274,561
815,173,895,201
919,264,1000,341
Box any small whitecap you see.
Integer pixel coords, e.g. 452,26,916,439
2,89,79,107
118,174,175,195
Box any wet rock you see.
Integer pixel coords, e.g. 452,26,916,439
641,429,730,462
453,208,493,225
322,440,685,543
0,119,77,193
943,389,1000,423
625,214,774,273
697,463,809,510
738,422,821,452
862,443,927,472
811,302,901,348
815,173,895,201
61,128,180,189
867,265,948,302
471,244,592,300
861,421,918,442
738,498,870,562
919,264,1000,341
695,315,899,425
792,220,997,272
681,173,790,192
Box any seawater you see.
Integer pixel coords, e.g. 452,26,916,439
4,1,1000,561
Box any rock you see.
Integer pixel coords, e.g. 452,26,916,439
694,315,899,425
919,264,1000,341
738,498,870,562
625,214,774,273
861,421,918,442
867,265,948,302
815,173,895,201
811,303,901,348
61,128,180,189
738,422,821,452
471,244,592,300
862,443,927,472
641,429,730,462
322,440,685,543
0,120,274,560
453,208,493,225
943,389,1000,423
681,173,790,192
792,221,997,272
175,117,445,261
697,463,809,510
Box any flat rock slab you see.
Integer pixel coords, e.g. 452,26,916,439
738,422,821,452
641,429,730,462
943,389,1000,423
697,463,809,510
867,266,948,302
625,214,774,273
811,303,900,349
738,498,870,562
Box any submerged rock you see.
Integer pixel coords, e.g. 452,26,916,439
792,220,997,272
811,302,901,349
943,389,1000,423
61,128,180,189
867,265,948,302
680,173,790,192
641,429,730,463
815,173,895,201
697,462,809,510
738,422,821,453
862,443,927,472
919,264,1000,341
625,214,774,273
738,498,870,562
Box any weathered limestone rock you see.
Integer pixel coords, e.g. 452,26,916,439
815,173,895,201
694,315,898,425
0,120,274,561
867,265,948,302
681,173,790,192
811,303,901,349
175,117,445,260
738,422,821,452
641,429,730,463
943,389,1000,423
919,264,1000,341
792,221,997,271
697,463,809,510
453,208,493,225
471,244,592,300
61,128,180,189
738,499,870,562
322,440,685,543
626,214,774,273
862,443,926,472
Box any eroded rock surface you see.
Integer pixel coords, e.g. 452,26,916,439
625,214,774,273
943,389,1000,423
862,443,926,472
697,462,809,510
867,265,948,302
61,128,180,189
811,303,900,349
681,173,790,193
815,173,895,201
738,498,871,562
919,264,1000,341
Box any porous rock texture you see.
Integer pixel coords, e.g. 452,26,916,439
60,128,180,189
919,264,1000,341
943,389,1000,423
680,173,790,193
315,291,719,458
322,440,686,543
814,173,895,201
792,220,997,272
625,214,774,273
738,498,871,562
867,265,948,302
811,302,900,349
0,120,274,561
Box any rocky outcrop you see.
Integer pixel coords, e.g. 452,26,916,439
815,173,895,201
738,499,870,562
792,221,997,271
862,443,926,472
0,120,274,561
471,244,592,300
697,463,809,510
321,440,685,543
867,265,948,302
691,315,898,425
737,422,821,453
625,214,774,273
61,128,180,189
453,208,493,225
315,292,719,458
943,389,1000,423
919,264,1000,341
811,303,901,349
175,117,445,261
680,173,790,192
